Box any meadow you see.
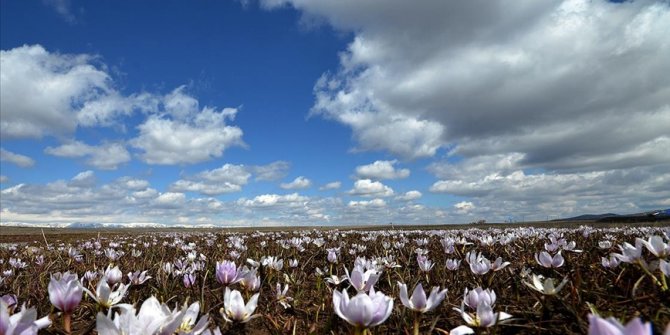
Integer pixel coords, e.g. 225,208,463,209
1,223,669,334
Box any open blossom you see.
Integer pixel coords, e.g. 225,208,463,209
96,296,168,335
398,281,447,313
1,300,52,335
215,261,240,285
238,267,261,292
451,303,513,335
611,241,643,264
463,287,496,309
127,270,151,285
221,287,260,323
587,314,652,335
84,276,131,310
535,251,565,268
344,266,380,292
491,257,511,271
275,283,293,309
636,235,669,258
48,271,83,313
660,260,670,277
332,288,393,329
523,274,569,295
417,255,434,272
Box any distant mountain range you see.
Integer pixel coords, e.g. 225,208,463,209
556,209,670,222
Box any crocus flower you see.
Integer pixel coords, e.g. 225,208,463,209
84,277,131,310
417,255,434,272
0,300,52,335
238,267,261,292
446,259,461,271
221,287,260,323
463,287,496,309
398,281,447,313
327,248,339,263
451,303,513,335
183,273,197,288
523,274,569,295
587,314,652,335
637,235,669,258
96,296,167,335
275,283,293,309
535,251,564,268
660,259,670,277
344,266,380,292
104,265,123,285
491,257,511,271
611,241,643,263
215,261,240,285
48,272,83,313
332,288,393,329
127,270,152,285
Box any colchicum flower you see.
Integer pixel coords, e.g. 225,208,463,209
587,314,652,335
523,274,569,295
451,287,512,335
221,287,260,323
535,251,565,268
48,271,83,313
637,235,669,258
344,265,380,293
127,270,152,285
96,296,168,335
216,261,240,285
398,281,447,313
463,287,496,309
84,276,131,310
332,288,393,330
104,265,124,285
0,300,52,335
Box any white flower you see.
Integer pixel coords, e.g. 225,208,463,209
535,251,565,268
332,288,393,328
0,300,51,335
636,235,669,258
221,288,260,323
95,296,167,335
344,266,380,292
84,277,131,310
523,274,569,295
398,281,447,313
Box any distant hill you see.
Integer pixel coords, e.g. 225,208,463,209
555,209,670,223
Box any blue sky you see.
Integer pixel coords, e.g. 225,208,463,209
1,0,669,227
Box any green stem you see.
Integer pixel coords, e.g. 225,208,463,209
413,315,420,335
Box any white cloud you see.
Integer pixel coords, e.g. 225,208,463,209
251,161,291,181
355,160,409,180
171,164,251,196
320,181,342,190
153,192,186,208
348,179,394,197
238,193,309,207
0,45,112,139
116,177,150,191
266,1,670,168
454,201,475,214
45,140,131,170
0,148,35,167
396,190,422,201
348,198,386,208
280,176,312,190
131,87,245,165
43,0,76,23
0,175,8,183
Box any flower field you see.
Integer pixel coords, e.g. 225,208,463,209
1,224,669,334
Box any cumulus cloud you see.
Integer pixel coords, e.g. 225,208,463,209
238,193,309,207
454,201,475,214
320,181,342,190
348,198,386,208
171,164,251,196
0,45,112,139
265,0,670,168
355,160,409,180
396,190,422,201
0,148,35,167
45,140,131,170
251,161,291,181
348,179,394,197
131,87,245,165
280,176,312,190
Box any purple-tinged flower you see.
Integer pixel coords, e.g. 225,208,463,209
491,257,511,271
327,248,339,264
221,288,260,323
0,300,51,335
48,272,82,314
446,259,461,271
398,281,447,313
535,251,564,268
96,296,167,335
34,255,44,266
127,270,152,285
215,261,240,285
238,267,261,292
288,259,299,268
660,260,670,277
587,314,652,335
611,241,643,264
1,294,17,309
602,256,620,269
104,265,123,285
463,287,496,309
599,241,613,249
451,302,513,334
183,273,197,288
332,288,393,329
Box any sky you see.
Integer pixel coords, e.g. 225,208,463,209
1,0,669,227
